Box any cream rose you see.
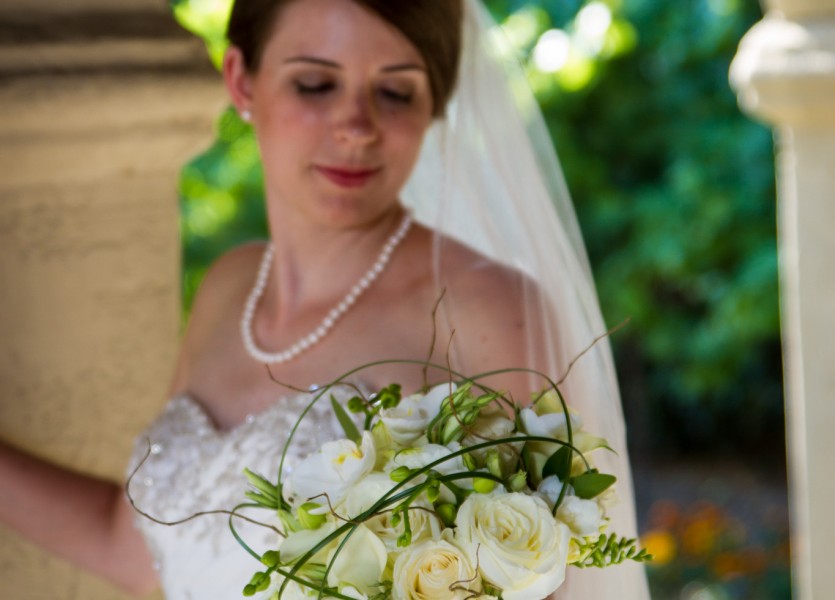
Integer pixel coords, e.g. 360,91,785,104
455,492,571,600
391,533,483,600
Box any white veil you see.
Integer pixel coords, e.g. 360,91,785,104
402,1,650,597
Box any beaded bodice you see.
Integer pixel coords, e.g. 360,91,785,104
126,388,364,600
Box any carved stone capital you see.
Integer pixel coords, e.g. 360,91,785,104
731,14,835,126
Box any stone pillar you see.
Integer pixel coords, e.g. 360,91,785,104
0,1,226,598
730,2,835,598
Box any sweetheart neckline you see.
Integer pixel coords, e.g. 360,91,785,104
169,381,372,438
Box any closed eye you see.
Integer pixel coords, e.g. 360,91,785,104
295,81,335,95
380,89,413,104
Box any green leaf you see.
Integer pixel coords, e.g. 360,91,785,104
572,472,616,499
331,394,361,443
543,446,572,481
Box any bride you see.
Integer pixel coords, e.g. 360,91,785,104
0,0,649,598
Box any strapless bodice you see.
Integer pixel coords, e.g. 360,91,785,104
126,387,364,600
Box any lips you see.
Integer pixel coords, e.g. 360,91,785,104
315,165,381,188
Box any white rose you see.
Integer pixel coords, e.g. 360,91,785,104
557,495,604,538
380,384,454,446
455,492,571,600
392,532,482,600
283,431,376,508
326,524,387,596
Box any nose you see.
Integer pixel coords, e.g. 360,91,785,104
333,94,379,146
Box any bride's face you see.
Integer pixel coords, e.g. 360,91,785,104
226,0,435,229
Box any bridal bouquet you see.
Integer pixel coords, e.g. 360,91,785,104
237,376,650,600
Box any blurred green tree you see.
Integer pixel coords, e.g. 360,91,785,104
172,0,781,455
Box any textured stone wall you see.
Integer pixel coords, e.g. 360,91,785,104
731,1,835,598
0,2,226,598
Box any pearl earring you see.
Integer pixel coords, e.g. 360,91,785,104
241,109,252,123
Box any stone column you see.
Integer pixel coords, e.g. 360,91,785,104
0,1,226,598
730,2,835,598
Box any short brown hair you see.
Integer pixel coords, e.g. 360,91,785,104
226,0,463,116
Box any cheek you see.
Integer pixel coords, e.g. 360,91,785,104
260,106,326,161
389,128,429,177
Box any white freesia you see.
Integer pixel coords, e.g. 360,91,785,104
455,492,571,600
380,383,454,445
262,579,367,600
262,579,318,600
462,412,522,469
386,443,470,503
520,407,581,441
326,524,387,596
283,431,376,509
535,475,570,509
392,531,482,600
557,495,604,538
338,472,397,517
387,443,466,475
279,522,337,564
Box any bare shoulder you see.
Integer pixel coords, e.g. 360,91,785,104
166,242,266,395
436,235,534,319
433,236,545,374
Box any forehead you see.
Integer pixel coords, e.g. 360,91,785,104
264,0,425,69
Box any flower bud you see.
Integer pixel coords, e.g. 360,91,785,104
473,477,497,494
347,396,366,413
260,550,280,567
436,503,458,527
390,466,412,482
486,450,503,479
297,502,327,530
426,482,441,503
508,470,529,492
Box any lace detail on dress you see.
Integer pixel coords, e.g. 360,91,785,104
126,386,367,600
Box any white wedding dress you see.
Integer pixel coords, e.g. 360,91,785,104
127,389,361,600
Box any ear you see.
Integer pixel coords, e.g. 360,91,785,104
223,46,254,117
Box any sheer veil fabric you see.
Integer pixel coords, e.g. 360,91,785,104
402,1,650,597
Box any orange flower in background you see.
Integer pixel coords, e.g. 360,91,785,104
641,529,677,566
680,502,724,557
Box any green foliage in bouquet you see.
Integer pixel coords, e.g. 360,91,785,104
229,360,651,600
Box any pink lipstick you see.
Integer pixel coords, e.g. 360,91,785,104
316,165,380,188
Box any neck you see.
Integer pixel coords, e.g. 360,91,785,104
263,205,407,324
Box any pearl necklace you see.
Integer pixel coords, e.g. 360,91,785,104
241,214,412,364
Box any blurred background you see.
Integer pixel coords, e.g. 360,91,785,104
171,0,789,598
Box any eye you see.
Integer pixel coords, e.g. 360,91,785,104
380,88,413,104
294,80,335,95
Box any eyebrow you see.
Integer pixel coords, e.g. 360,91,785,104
283,56,426,73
